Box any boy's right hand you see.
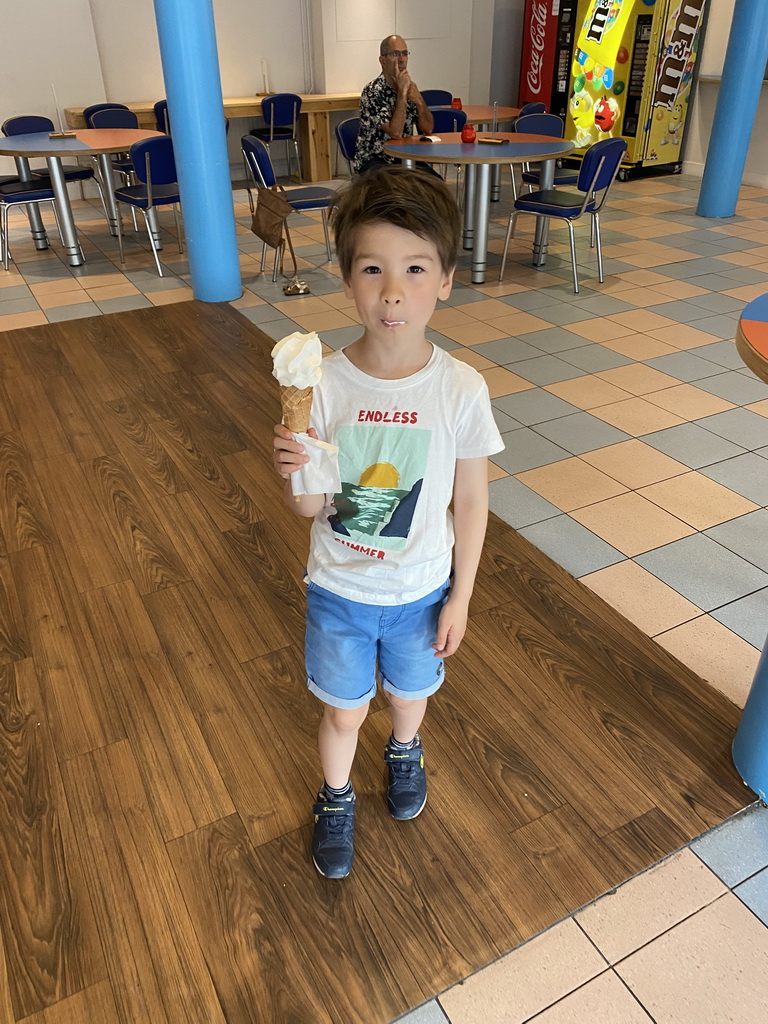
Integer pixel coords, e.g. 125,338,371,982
272,423,318,479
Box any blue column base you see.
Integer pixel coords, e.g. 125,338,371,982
732,643,768,802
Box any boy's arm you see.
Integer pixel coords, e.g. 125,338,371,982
433,456,489,657
273,423,326,518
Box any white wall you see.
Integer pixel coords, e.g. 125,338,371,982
489,0,525,106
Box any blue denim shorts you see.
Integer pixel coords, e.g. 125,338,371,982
305,579,450,709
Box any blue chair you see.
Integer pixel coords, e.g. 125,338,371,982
517,101,547,118
241,134,333,281
154,99,170,134
499,137,627,293
250,93,302,182
514,112,578,193
90,107,142,228
429,108,467,134
83,102,129,127
1,115,101,197
113,135,183,277
335,117,359,175
0,179,59,270
421,89,453,106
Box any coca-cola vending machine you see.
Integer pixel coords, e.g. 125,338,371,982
518,0,579,121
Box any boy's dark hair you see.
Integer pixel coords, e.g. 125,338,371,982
330,165,461,279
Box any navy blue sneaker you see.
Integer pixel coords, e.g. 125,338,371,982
311,787,355,879
385,736,427,820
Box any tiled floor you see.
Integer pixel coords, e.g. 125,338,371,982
3,169,768,1023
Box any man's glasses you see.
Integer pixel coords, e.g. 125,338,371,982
385,50,410,58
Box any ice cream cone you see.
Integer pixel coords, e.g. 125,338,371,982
280,385,313,433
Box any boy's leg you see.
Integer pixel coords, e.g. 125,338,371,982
387,693,428,745
318,702,370,789
383,693,430,821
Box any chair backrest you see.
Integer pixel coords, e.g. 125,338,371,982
241,135,276,189
261,93,301,133
154,99,170,133
577,137,627,198
89,107,139,130
421,89,453,106
335,118,359,164
518,101,547,117
129,135,177,186
513,113,564,139
2,115,54,136
430,108,467,133
83,102,129,128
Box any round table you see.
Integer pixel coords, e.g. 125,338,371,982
735,293,768,383
431,107,520,200
0,128,163,266
385,132,574,284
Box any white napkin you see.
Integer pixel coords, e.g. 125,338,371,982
289,433,341,497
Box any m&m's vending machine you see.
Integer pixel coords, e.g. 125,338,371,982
562,0,709,176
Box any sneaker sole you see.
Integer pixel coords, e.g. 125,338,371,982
389,792,427,821
312,855,352,879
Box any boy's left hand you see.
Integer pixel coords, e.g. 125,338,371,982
432,596,469,657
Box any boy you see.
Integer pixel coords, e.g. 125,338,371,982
272,166,504,879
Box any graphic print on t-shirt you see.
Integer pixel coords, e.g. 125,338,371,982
328,423,430,552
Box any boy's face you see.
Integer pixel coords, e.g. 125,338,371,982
343,222,453,346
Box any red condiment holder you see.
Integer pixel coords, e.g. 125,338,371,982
461,123,476,143
451,98,463,110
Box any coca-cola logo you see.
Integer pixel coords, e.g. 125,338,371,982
526,2,548,95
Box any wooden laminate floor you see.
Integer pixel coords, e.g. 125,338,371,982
0,301,749,1024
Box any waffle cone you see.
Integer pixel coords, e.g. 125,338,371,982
280,385,314,433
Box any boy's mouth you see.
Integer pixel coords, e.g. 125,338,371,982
382,319,405,326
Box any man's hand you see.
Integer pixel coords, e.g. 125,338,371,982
407,81,421,102
393,66,413,96
272,423,318,479
432,595,469,658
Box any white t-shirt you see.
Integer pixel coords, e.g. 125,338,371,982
306,344,504,605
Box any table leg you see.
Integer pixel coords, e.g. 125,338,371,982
15,157,49,250
96,154,121,236
491,164,501,202
532,158,555,267
299,111,331,182
45,157,84,266
463,165,476,250
471,163,491,284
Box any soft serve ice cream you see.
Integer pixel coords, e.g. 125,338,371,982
271,330,322,434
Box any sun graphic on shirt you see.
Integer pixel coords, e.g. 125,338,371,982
359,462,400,488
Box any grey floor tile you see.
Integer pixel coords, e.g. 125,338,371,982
529,303,598,326
491,407,522,433
0,284,33,302
696,371,768,405
642,351,724,382
473,338,544,364
686,273,749,291
695,408,768,450
392,1000,450,1024
493,389,579,425
534,411,631,455
735,867,768,926
721,266,768,285
705,509,768,573
688,293,746,315
95,295,153,314
645,299,716,323
509,354,588,386
501,289,567,311
19,263,75,284
635,533,768,611
700,453,768,505
711,588,768,650
654,257,739,280
692,804,768,887
517,326,592,354
642,422,747,468
560,344,633,373
757,446,768,460
441,285,491,306
519,515,625,577
123,270,184,292
682,313,739,340
256,317,303,341
489,476,561,528
237,303,288,325
490,427,571,474
44,301,102,322
426,330,460,351
548,296,636,318
0,295,41,315
688,340,746,370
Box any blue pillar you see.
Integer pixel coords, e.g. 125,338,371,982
733,644,768,802
697,0,768,218
152,0,241,300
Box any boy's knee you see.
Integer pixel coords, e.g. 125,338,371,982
323,702,368,732
386,691,418,712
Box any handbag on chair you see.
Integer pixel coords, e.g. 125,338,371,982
249,184,308,292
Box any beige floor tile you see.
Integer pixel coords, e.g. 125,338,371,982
229,290,266,309
480,366,537,398
590,397,685,435
468,280,528,297
654,616,760,706
515,458,627,512
321,291,357,311
439,918,607,1024
454,298,517,320
563,318,637,343
651,280,710,300
580,440,688,488
606,310,677,333
441,321,510,345
570,492,694,556
29,278,86,297
37,290,92,310
289,309,357,332
75,272,131,289
575,849,727,964
485,311,554,336
0,310,49,330
428,307,477,330
638,472,758,530
620,252,683,269
544,376,633,409
488,461,509,482
147,287,195,306
521,969,654,1024
272,296,332,316
600,335,677,360
616,895,768,1024
85,283,141,301
595,364,681,396
643,384,735,419
451,348,496,371
645,324,723,350
745,398,768,418
0,271,26,289
612,286,671,308
580,560,701,636
723,282,768,302
615,270,673,288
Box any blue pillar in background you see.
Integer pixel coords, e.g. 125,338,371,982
733,645,768,803
152,0,241,300
697,0,768,218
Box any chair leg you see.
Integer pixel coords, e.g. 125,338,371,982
172,204,184,256
566,220,579,294
141,209,164,277
593,212,604,283
261,242,268,273
50,200,64,246
321,209,331,262
293,140,302,184
498,212,519,282
509,165,518,201
1,206,9,271
115,200,126,266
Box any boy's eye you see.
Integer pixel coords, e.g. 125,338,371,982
407,265,425,274
362,265,381,274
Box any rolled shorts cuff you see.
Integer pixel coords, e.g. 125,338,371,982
381,663,445,702
307,676,378,710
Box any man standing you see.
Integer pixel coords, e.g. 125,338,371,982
353,35,434,175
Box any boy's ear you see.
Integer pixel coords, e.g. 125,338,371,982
342,276,355,299
439,267,455,301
